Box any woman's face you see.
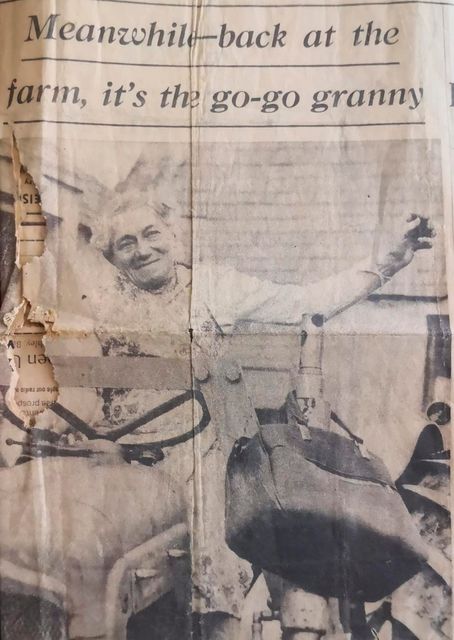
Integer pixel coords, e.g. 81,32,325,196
107,207,174,291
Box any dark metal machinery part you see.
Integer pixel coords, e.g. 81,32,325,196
250,404,450,640
363,414,451,640
0,592,67,640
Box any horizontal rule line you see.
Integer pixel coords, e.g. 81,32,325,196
61,0,454,7
11,119,426,128
74,0,454,6
2,0,454,6
21,57,400,69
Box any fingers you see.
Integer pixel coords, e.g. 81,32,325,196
59,433,75,445
59,430,85,445
414,239,433,251
405,214,425,235
405,214,436,239
421,216,436,237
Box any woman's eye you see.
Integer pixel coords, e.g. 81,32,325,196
117,239,135,251
144,229,159,239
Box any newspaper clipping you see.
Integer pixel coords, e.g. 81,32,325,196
0,1,452,639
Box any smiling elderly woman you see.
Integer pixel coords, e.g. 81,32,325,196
86,182,435,640
94,184,434,336
102,196,176,293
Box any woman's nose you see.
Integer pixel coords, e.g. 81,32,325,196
135,238,153,257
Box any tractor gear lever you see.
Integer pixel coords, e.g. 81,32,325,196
292,315,331,434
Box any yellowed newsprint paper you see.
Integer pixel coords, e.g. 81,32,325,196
0,1,452,638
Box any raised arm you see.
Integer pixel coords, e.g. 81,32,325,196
310,214,436,323
206,215,435,328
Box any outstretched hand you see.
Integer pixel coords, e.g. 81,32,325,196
404,214,436,251
377,214,436,279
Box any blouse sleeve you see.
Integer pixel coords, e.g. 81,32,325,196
194,261,382,329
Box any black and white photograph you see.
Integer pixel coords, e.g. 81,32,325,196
0,137,450,639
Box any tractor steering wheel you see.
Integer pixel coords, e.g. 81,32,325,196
6,390,211,467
